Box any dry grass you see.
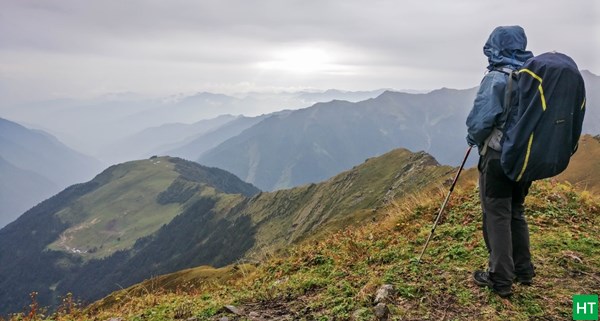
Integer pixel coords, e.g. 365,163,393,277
7,178,600,321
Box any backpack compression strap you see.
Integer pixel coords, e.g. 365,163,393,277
519,68,547,111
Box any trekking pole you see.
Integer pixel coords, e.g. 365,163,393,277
417,145,473,263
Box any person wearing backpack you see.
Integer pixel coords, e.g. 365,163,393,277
465,25,535,298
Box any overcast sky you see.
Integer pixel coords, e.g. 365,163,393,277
1,0,598,104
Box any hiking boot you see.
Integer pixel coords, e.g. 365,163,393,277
515,270,536,286
472,270,512,298
473,270,493,287
515,275,532,286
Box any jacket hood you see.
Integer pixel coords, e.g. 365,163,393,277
484,26,534,70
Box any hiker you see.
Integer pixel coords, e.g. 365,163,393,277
465,25,535,298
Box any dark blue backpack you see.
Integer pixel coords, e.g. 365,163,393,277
501,52,586,182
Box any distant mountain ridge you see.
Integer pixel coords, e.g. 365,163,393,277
0,156,57,225
199,88,478,191
0,118,103,227
99,114,237,164
2,71,596,223
160,114,271,161
2,89,387,158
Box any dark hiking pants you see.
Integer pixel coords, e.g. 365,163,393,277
478,149,535,290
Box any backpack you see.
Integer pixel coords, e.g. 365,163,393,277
500,52,586,182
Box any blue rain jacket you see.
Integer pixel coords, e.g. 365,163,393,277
466,26,533,148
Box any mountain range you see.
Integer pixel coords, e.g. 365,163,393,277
198,88,478,191
1,71,598,224
1,89,386,159
1,70,598,220
3,71,597,194
0,148,451,315
0,71,598,316
196,70,598,191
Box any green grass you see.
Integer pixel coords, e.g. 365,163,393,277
17,179,599,321
47,158,184,259
240,149,454,258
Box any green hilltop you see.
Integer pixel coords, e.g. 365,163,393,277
42,156,261,260
46,158,183,258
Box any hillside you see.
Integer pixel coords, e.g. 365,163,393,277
556,135,600,194
237,149,451,258
22,177,599,320
0,157,260,316
0,149,451,316
0,118,103,227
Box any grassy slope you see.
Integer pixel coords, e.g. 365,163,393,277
0,148,450,316
89,265,258,312
21,177,599,321
237,149,453,258
47,158,183,259
556,135,600,194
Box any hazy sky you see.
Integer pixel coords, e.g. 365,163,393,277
1,0,598,104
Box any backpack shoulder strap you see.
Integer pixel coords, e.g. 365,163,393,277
479,68,517,156
493,67,517,129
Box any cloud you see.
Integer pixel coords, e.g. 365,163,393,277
0,0,598,104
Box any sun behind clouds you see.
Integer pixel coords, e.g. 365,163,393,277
258,46,338,74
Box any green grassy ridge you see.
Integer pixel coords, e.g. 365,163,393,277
44,156,261,260
235,149,453,259
27,179,599,321
47,157,183,258
73,149,451,314
0,155,262,315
